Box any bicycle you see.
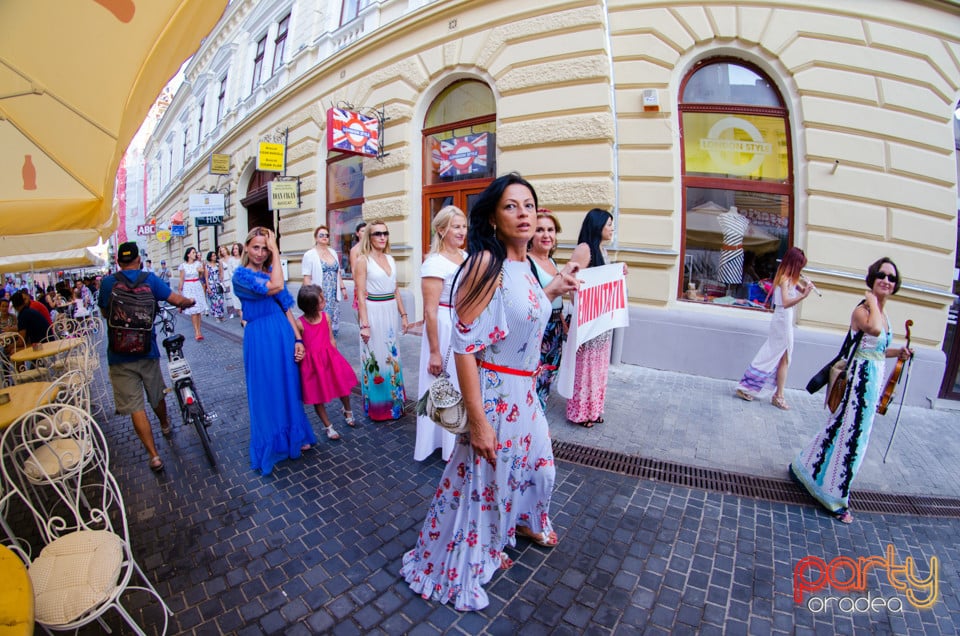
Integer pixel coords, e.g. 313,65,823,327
156,304,217,467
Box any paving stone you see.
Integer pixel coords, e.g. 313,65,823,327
36,317,958,635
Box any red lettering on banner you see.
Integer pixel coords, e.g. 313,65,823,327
577,279,625,327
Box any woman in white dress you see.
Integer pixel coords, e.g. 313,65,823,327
217,245,236,319
227,243,244,324
401,173,580,611
414,206,467,461
178,247,209,340
302,225,348,337
355,221,408,421
735,247,815,409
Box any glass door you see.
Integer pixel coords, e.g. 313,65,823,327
422,185,486,257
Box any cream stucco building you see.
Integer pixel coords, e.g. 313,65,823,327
144,0,960,406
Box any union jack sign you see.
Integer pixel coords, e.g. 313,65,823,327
439,133,488,177
326,108,380,157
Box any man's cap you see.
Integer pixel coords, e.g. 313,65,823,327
160,260,166,265
117,242,139,264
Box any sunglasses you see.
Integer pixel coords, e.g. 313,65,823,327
875,272,898,283
370,231,390,238
316,233,329,238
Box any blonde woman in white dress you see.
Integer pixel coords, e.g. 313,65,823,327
414,206,467,461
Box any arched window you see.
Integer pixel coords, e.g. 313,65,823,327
421,80,496,255
679,59,793,309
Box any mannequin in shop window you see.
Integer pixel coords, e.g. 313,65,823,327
718,206,749,291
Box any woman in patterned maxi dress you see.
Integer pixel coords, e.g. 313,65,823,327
790,257,911,524
302,225,347,337
355,221,408,421
401,173,580,611
565,208,623,427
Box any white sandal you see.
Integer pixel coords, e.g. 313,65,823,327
325,425,341,440
343,408,355,427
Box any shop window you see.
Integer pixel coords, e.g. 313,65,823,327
421,80,496,254
679,60,793,309
326,153,364,277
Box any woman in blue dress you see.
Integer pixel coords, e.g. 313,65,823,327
232,227,316,474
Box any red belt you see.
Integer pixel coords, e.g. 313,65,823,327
720,244,743,251
439,302,453,308
478,361,544,377
184,278,200,282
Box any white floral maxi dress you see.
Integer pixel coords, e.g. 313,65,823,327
360,255,406,420
401,260,556,611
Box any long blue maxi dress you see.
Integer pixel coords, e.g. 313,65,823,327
401,260,556,611
790,316,890,513
233,266,317,474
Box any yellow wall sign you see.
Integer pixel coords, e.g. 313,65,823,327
210,153,230,175
156,229,172,243
683,113,788,181
257,142,285,173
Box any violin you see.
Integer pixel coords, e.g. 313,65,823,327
877,319,913,415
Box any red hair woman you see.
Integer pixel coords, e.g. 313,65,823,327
735,247,816,409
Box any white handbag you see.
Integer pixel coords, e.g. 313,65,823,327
416,345,468,434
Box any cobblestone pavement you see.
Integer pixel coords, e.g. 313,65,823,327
13,312,955,634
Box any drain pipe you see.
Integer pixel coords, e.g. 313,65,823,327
601,0,625,366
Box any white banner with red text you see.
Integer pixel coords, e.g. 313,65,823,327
556,263,629,398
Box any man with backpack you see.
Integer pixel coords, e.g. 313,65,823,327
99,242,196,472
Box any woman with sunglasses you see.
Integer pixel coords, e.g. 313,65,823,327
790,257,912,524
355,221,408,421
302,225,347,337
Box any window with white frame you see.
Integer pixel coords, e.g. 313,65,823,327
217,75,228,123
272,14,289,75
251,35,266,91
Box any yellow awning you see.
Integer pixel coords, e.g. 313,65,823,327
0,247,105,275
0,0,228,257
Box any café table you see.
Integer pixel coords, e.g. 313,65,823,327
0,381,55,431
9,338,83,364
0,544,34,635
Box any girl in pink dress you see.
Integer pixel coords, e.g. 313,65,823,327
296,284,358,440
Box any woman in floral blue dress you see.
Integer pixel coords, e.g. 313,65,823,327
401,173,580,611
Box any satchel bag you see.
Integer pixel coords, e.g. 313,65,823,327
416,344,468,434
805,301,867,394
825,332,862,413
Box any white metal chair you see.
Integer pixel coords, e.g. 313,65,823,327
0,404,171,635
0,332,47,385
37,369,91,413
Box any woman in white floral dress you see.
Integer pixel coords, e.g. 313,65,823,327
401,173,580,611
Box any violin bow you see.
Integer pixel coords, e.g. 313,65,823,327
882,354,914,463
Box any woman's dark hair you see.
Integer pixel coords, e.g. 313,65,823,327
454,172,538,307
206,251,216,262
297,284,324,318
183,247,196,262
866,256,901,294
577,208,613,268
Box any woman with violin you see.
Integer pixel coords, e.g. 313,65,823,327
790,257,912,524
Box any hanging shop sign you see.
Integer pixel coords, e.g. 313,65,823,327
439,132,489,177
326,108,380,157
210,153,230,175
136,223,157,236
189,193,225,220
268,180,299,211
156,229,172,243
170,224,187,237
257,142,285,172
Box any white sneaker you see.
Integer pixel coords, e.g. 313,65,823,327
326,426,341,440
